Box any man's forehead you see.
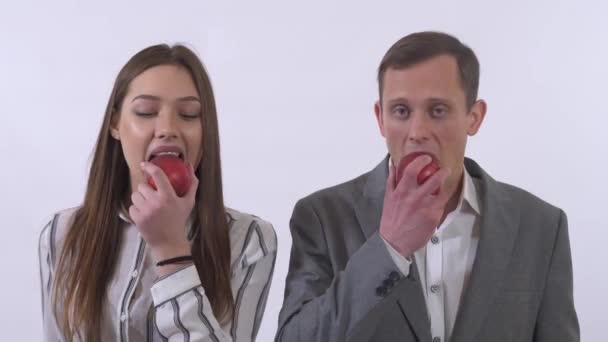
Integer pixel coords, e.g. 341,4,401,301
382,57,465,102
386,56,460,82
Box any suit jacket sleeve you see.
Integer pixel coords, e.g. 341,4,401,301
533,210,580,341
275,198,406,342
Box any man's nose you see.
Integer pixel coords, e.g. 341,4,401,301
408,112,431,143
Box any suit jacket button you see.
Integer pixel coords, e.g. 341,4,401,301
376,286,387,297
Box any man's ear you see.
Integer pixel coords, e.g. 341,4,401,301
467,99,487,136
374,100,386,138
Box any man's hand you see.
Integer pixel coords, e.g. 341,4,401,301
379,155,451,257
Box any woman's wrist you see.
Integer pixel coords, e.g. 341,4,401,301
149,242,191,264
154,261,194,278
156,255,193,266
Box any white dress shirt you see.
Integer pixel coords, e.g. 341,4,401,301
39,206,277,342
382,164,481,342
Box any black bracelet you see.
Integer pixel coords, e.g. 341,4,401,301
156,255,194,267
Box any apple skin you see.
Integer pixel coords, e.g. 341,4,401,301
147,155,192,197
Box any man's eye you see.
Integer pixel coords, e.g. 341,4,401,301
392,105,410,118
431,106,448,118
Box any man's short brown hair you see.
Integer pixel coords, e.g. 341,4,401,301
378,31,480,107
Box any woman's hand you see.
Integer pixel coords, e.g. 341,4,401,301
129,161,199,271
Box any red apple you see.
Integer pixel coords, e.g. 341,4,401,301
396,152,440,187
147,155,192,197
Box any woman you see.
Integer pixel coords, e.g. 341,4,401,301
38,44,277,342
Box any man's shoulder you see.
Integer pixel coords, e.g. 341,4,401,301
488,178,566,235
296,172,369,210
467,158,564,217
496,180,562,216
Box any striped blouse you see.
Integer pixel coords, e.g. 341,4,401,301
39,206,277,341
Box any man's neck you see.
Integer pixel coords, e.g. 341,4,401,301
439,169,465,225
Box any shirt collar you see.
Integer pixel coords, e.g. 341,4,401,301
118,203,195,239
118,203,132,223
460,165,480,215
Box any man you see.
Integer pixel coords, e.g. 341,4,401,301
276,31,579,342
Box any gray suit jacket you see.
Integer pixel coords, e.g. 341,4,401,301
276,157,579,342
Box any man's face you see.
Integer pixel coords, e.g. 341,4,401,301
375,54,486,192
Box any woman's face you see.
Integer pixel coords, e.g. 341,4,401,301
110,64,203,192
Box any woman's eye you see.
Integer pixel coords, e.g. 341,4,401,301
134,111,156,117
180,112,201,119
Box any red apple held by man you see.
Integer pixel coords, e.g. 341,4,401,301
396,152,440,193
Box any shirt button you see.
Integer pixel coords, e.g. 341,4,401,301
433,337,441,342
431,236,439,244
430,285,440,293
120,313,127,322
131,270,138,278
376,286,388,297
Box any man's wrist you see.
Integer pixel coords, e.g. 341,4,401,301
379,230,412,258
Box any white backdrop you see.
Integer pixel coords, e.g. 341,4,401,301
1,0,606,340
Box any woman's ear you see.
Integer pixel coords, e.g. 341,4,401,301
110,128,120,140
110,108,121,140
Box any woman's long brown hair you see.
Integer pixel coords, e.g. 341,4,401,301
52,44,233,341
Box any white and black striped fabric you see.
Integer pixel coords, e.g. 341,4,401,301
39,207,277,342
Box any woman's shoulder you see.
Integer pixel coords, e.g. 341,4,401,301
225,207,274,231
225,207,277,261
38,206,81,257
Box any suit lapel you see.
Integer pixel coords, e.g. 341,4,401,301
354,194,384,240
354,156,432,341
354,156,388,239
396,261,433,342
451,159,521,342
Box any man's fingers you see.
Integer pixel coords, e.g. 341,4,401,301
396,155,433,191
418,166,451,197
387,160,397,192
